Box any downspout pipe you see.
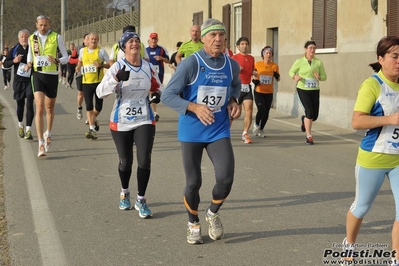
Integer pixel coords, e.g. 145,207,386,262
208,0,212,18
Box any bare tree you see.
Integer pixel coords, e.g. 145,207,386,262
106,0,138,14
2,0,115,46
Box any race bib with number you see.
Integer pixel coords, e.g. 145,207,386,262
34,56,51,68
197,85,227,113
120,98,148,123
260,75,273,85
305,78,318,88
241,84,250,93
83,64,97,73
17,62,31,77
386,126,399,152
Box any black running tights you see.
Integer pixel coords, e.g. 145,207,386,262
181,138,235,223
254,91,273,130
111,124,155,196
16,94,34,126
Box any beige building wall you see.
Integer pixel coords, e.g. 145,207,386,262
140,0,210,80
139,0,389,130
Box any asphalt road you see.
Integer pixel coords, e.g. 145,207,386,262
0,76,396,266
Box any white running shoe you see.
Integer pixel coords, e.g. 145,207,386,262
258,130,267,138
205,208,224,240
43,131,51,152
340,237,355,266
187,222,203,244
252,123,260,136
241,133,252,144
77,108,83,120
37,144,46,157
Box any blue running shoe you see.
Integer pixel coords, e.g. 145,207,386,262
119,192,131,210
134,199,152,218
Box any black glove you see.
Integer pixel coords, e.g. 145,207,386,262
150,91,161,104
252,79,260,87
273,71,280,80
115,65,130,82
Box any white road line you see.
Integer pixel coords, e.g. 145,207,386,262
0,94,67,265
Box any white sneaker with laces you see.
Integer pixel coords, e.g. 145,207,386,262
43,131,51,152
205,208,224,240
77,108,83,120
252,123,260,136
187,222,203,244
258,130,267,138
37,143,46,157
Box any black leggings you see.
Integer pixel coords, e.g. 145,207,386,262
60,64,67,78
254,91,273,130
181,138,235,223
16,94,34,126
297,88,320,121
83,83,103,112
111,124,155,196
66,63,76,85
2,69,11,85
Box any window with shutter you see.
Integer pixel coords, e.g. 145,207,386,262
324,0,337,48
233,4,242,46
242,0,252,53
388,0,399,36
193,12,203,26
312,0,324,47
312,0,337,48
223,4,232,51
223,4,231,40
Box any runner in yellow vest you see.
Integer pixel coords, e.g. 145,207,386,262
76,32,110,140
25,15,69,157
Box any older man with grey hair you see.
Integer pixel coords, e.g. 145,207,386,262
4,29,35,140
161,18,241,245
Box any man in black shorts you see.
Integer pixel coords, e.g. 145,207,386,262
26,15,69,157
76,32,110,140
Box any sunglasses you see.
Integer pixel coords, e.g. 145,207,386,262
36,15,50,21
